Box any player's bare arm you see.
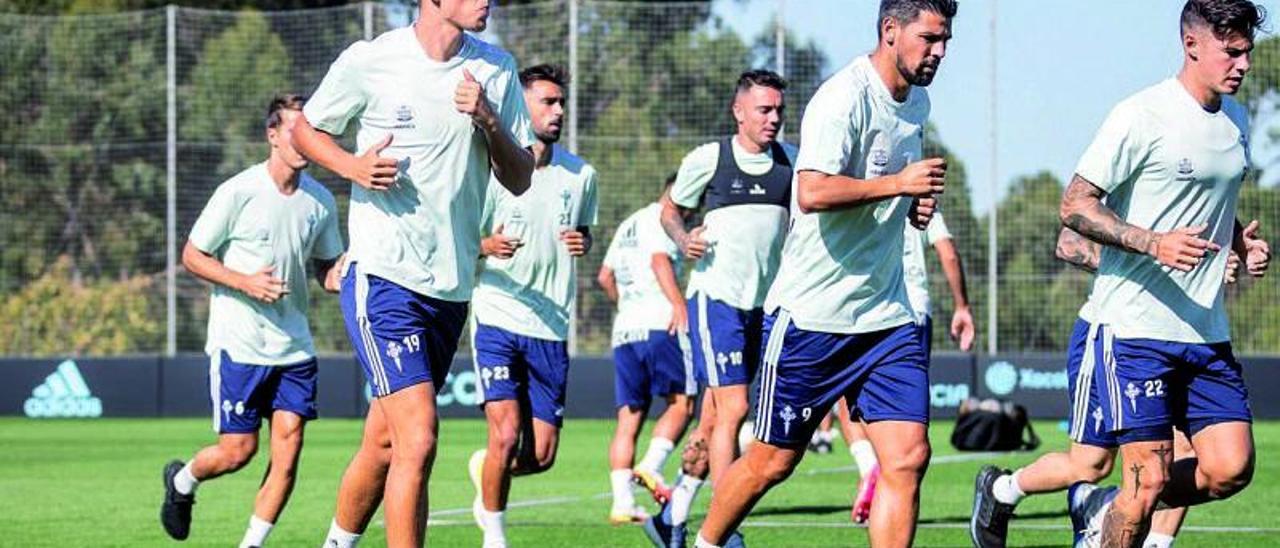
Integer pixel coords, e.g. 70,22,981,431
651,252,688,334
659,193,708,260
182,241,286,304
455,68,534,196
794,157,945,214
933,237,974,351
1060,174,1220,272
314,254,344,293
596,265,618,303
291,118,397,191
1234,218,1270,276
561,226,592,257
1055,226,1101,273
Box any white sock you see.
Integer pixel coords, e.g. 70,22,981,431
637,437,676,475
610,469,636,513
849,440,877,478
694,533,720,548
1143,533,1175,548
669,473,705,526
239,515,273,548
992,470,1027,506
480,509,506,547
175,461,200,495
323,519,361,548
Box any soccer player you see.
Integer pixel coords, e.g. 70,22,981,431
598,174,696,524
649,68,795,548
970,228,1204,548
843,208,975,523
292,1,536,545
465,63,597,548
694,0,955,545
159,94,344,547
1055,1,1271,546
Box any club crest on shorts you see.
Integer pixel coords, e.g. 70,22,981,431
386,341,404,371
1125,382,1141,413
780,404,797,435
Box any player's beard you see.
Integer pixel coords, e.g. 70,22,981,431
899,56,939,87
536,127,561,144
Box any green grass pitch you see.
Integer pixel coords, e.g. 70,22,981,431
2,418,1277,547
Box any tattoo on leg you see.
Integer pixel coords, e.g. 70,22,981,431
1151,446,1172,466
1130,462,1143,499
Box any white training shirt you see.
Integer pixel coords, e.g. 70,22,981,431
472,145,599,341
303,28,535,302
188,164,343,365
764,55,928,334
1076,78,1249,343
603,202,683,345
903,211,952,320
670,139,797,310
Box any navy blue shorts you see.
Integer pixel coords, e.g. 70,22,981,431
1065,319,1118,448
340,263,469,398
1098,328,1252,444
613,330,695,409
472,323,571,427
209,350,317,434
753,311,929,447
688,292,764,388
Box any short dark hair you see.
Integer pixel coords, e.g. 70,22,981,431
736,69,787,95
664,172,677,188
519,63,570,89
1181,0,1266,39
878,0,958,37
265,93,306,129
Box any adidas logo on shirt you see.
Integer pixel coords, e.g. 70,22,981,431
24,360,103,418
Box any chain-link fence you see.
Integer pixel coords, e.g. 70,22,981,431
2,1,1279,358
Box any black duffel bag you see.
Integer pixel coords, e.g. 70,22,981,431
950,398,1041,452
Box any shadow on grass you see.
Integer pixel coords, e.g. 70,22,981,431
918,510,1069,525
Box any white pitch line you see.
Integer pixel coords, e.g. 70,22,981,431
742,520,1280,534
418,451,1008,523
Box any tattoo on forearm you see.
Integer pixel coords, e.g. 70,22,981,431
1057,227,1101,272
1062,177,1156,256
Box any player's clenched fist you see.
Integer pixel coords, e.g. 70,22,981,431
896,157,947,197
349,134,398,191
455,68,497,128
908,195,937,230
1149,224,1220,272
1241,219,1270,277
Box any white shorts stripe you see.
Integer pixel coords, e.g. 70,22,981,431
209,350,222,433
1069,323,1099,442
696,293,720,387
755,310,790,440
678,331,696,396
354,266,390,397
1102,326,1122,431
469,321,487,402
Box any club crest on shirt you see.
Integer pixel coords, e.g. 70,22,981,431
730,177,745,195
871,148,890,168
1176,157,1195,181
393,104,416,129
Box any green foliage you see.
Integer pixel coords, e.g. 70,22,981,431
0,256,163,355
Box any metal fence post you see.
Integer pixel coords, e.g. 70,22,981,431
987,0,999,355
165,4,177,357
567,0,580,356
775,0,785,140
364,1,373,40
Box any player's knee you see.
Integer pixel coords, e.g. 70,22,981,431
1202,457,1253,499
716,396,749,422
220,436,258,470
488,425,520,458
393,429,437,464
1072,457,1113,484
533,446,557,472
882,441,931,479
747,448,796,485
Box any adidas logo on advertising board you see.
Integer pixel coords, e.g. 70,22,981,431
24,360,102,418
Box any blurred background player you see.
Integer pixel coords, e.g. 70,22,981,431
598,173,696,524
1056,1,1270,546
694,0,956,546
292,0,536,545
159,94,344,547
840,207,975,524
466,63,598,548
649,69,795,548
